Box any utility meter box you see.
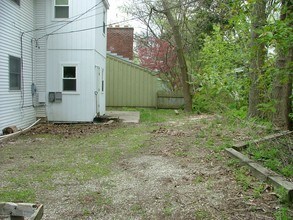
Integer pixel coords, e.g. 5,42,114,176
48,92,55,102
48,92,62,103
55,92,62,102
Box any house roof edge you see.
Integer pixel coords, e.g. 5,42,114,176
107,51,157,76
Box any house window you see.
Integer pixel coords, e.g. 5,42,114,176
11,0,20,6
54,0,69,19
63,66,76,91
9,56,21,90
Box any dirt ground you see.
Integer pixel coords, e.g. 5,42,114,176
1,114,292,219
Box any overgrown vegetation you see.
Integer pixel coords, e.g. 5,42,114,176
245,134,293,178
122,0,292,129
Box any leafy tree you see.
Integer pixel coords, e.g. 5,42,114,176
160,0,193,111
137,37,180,91
248,0,267,117
193,25,249,113
270,0,293,130
122,0,233,112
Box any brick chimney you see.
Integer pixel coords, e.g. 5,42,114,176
107,26,134,60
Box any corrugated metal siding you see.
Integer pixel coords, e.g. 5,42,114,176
0,0,36,133
106,54,159,107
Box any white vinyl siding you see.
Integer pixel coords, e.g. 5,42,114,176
11,0,20,6
34,0,47,118
0,0,36,133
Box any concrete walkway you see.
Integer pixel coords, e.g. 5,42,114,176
106,111,140,123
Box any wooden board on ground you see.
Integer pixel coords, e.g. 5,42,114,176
0,203,43,220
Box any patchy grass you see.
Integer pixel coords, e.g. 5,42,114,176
194,209,210,219
139,108,186,123
0,189,35,203
0,123,153,203
106,107,185,123
0,109,291,219
234,166,253,191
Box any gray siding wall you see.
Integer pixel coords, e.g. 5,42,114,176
0,0,36,133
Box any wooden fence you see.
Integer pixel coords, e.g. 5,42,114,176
157,91,184,109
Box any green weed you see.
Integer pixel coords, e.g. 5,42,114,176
193,176,204,184
276,187,290,205
194,209,210,219
131,204,146,215
245,136,293,178
253,184,264,199
274,207,291,220
234,166,252,191
163,204,173,216
139,108,185,123
79,191,112,207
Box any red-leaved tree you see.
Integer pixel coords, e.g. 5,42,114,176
137,37,181,91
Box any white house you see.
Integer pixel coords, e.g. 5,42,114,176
0,0,109,134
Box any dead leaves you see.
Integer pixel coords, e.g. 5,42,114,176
152,127,185,137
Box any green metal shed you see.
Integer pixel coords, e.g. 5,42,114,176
106,52,160,107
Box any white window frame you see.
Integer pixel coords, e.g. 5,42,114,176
9,55,21,91
61,63,79,94
54,0,70,19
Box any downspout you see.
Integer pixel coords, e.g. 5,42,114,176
31,38,37,106
20,32,25,108
0,119,41,142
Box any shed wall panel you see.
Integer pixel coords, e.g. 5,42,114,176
106,54,159,107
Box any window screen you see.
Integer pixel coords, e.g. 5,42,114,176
55,0,69,18
9,56,21,90
63,66,76,91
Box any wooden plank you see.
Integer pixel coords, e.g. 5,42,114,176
232,131,292,150
0,203,43,220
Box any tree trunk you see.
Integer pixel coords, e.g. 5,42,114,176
161,0,193,112
272,0,293,130
248,0,267,117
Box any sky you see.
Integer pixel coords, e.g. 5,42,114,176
107,0,142,33
108,0,125,24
